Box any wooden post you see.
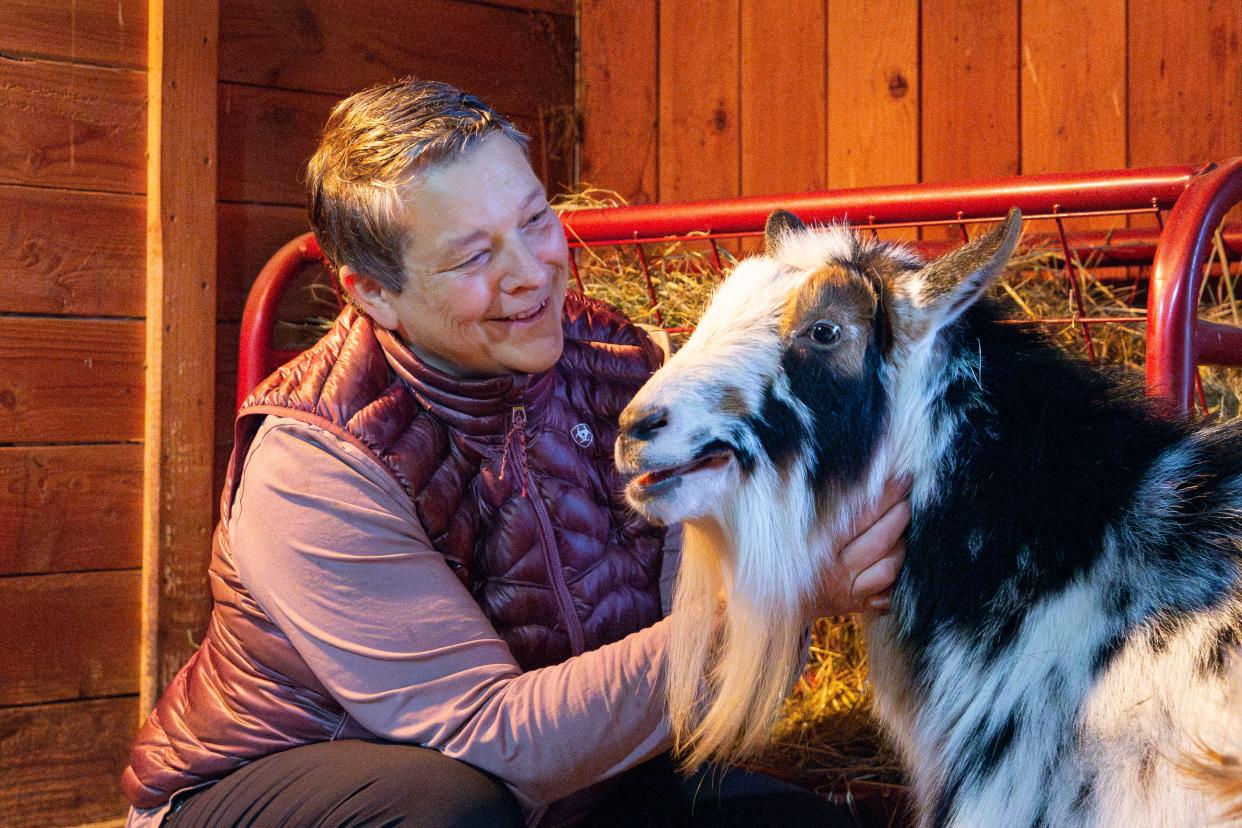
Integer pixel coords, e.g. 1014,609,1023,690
142,0,219,711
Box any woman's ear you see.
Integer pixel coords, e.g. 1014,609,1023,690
340,266,400,330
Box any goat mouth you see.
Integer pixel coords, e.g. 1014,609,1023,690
630,450,733,495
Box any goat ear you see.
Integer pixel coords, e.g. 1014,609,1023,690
764,209,806,253
911,207,1022,331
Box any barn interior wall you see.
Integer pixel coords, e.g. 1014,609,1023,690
0,2,148,825
580,0,1242,206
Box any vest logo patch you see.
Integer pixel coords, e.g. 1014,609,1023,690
571,423,594,448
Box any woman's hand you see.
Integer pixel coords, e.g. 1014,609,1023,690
811,478,911,617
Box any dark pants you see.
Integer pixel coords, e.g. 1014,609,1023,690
164,740,857,827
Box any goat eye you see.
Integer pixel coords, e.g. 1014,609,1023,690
809,321,841,345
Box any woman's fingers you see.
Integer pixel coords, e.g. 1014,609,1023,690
850,544,904,600
841,496,911,576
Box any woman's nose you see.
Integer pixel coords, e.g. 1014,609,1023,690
500,238,549,292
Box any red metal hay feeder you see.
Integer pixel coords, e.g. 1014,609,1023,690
239,159,1242,417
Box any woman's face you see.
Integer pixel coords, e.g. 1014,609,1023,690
356,132,569,378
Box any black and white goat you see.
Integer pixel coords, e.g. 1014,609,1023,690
615,209,1242,826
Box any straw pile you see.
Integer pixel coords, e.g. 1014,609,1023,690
555,190,1242,796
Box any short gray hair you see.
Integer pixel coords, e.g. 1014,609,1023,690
306,78,529,293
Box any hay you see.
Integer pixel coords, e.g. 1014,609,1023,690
555,189,1242,793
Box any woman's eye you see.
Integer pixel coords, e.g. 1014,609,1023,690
456,251,488,269
526,207,550,227
809,321,841,345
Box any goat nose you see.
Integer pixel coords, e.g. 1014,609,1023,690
622,406,670,442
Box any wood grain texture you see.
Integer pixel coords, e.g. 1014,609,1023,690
0,56,145,193
0,696,136,826
217,82,337,206
0,570,140,705
0,316,143,444
0,445,142,576
741,0,826,196
216,320,240,449
659,0,741,202
580,0,658,202
921,0,1020,182
217,202,310,322
0,185,144,317
460,0,573,14
217,0,573,120
144,0,219,707
0,0,147,68
827,0,919,188
1128,0,1242,166
1021,0,1126,174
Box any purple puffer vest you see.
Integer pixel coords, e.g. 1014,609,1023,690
122,295,667,808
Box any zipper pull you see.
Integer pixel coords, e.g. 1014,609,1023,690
500,405,529,496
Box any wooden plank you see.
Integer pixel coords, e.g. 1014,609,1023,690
0,0,147,68
459,0,573,14
0,56,145,193
0,316,144,444
217,82,337,206
1128,0,1242,166
0,445,142,576
658,0,741,202
0,570,140,705
217,202,310,322
580,0,658,203
1021,0,1126,174
144,0,219,708
217,0,573,120
0,696,136,826
740,0,826,196
921,0,1020,183
217,320,238,438
826,0,919,189
0,185,144,317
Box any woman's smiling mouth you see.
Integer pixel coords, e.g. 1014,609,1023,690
495,299,548,324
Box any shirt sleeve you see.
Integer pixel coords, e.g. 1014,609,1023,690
228,417,672,809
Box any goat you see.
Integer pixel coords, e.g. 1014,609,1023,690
614,208,1242,826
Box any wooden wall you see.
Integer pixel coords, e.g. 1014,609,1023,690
0,2,148,825
214,0,576,498
580,0,1242,204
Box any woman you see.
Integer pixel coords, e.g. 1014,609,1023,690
123,78,909,827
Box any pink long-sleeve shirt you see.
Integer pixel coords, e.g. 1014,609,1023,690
127,415,676,827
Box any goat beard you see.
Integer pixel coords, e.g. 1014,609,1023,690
665,464,827,770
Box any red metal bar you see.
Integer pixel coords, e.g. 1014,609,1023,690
237,232,323,410
1197,319,1242,366
709,237,724,276
1147,158,1242,410
560,165,1197,243
569,251,585,293
1052,210,1098,362
633,241,664,326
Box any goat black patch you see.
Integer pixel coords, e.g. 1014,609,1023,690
1091,632,1127,678
1071,777,1094,812
901,300,1190,662
1198,620,1242,678
930,711,1021,826
748,386,805,475
777,297,890,505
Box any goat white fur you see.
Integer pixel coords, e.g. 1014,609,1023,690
615,210,1242,826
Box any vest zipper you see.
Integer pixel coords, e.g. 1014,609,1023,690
511,405,587,656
